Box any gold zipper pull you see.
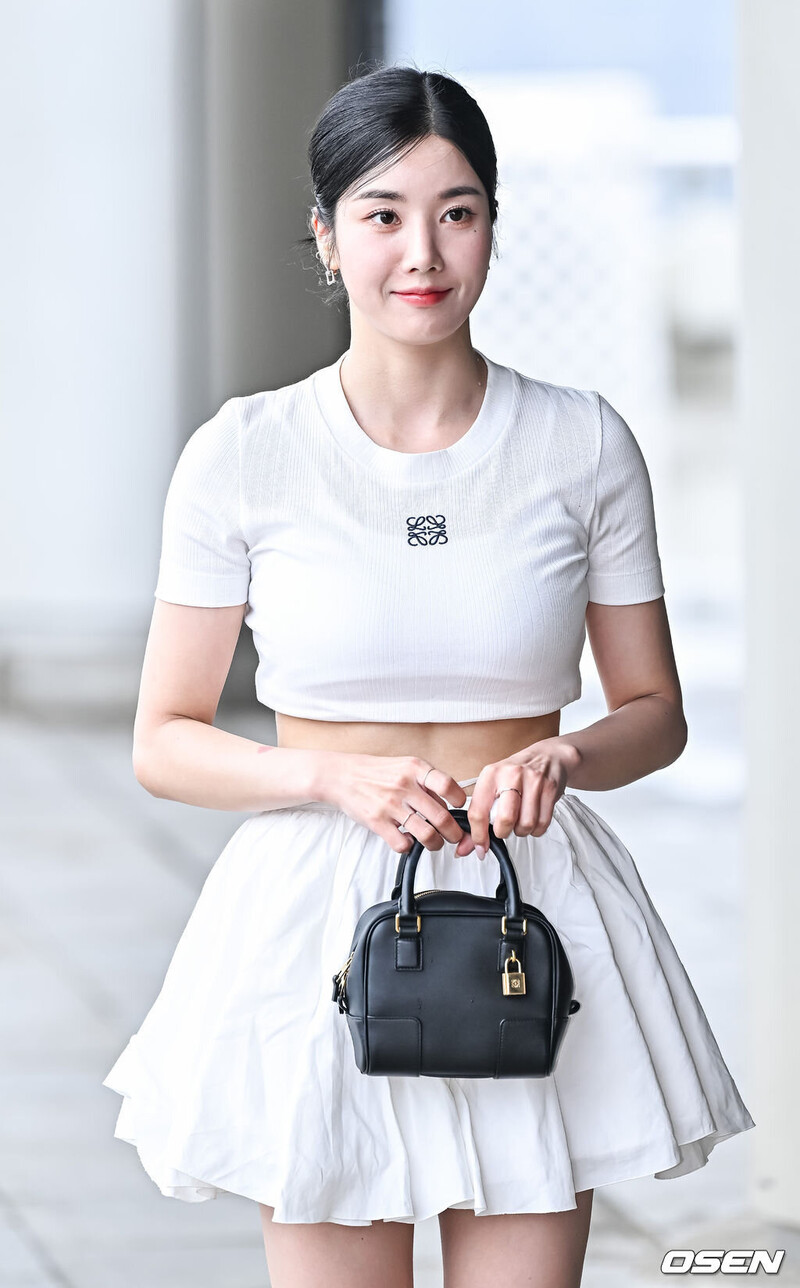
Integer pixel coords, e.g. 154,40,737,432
331,949,356,1011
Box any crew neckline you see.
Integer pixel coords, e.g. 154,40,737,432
312,348,516,482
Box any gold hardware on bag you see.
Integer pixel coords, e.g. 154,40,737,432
334,949,355,989
395,913,421,933
332,948,356,1012
501,915,527,935
502,950,526,995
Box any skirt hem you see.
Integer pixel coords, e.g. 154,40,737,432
103,1079,755,1226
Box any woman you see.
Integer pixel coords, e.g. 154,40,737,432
102,65,755,1288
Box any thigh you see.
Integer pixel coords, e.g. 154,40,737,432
437,1189,594,1288
259,1203,415,1288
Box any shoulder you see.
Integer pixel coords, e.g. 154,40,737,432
167,397,242,494
237,363,326,427
496,360,646,467
488,359,600,484
513,366,599,417
488,357,600,441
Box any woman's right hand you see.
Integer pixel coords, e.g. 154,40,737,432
320,752,476,856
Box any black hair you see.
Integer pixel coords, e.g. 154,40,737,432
295,60,500,308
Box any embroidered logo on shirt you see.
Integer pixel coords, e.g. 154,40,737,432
406,515,448,546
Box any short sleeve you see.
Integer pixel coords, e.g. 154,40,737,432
585,393,665,605
153,397,251,606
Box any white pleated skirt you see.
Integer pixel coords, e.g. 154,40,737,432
102,780,755,1225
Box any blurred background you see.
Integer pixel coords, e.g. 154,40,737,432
1,1,797,1285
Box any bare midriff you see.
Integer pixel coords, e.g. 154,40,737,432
275,710,562,787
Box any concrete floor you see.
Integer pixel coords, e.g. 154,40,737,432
1,611,797,1286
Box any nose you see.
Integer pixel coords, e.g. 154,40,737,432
401,217,445,275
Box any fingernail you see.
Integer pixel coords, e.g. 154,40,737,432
474,844,486,861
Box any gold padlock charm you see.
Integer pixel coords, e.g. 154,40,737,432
502,950,526,996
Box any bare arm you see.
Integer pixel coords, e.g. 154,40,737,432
132,599,333,811
546,596,688,792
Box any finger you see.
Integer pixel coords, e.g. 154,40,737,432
453,778,478,854
416,779,469,850
410,791,468,849
532,780,559,836
416,771,472,851
419,766,467,810
488,792,521,841
488,772,526,839
516,775,544,837
387,823,416,854
515,781,539,836
401,805,454,853
391,816,426,854
455,830,476,856
467,785,497,853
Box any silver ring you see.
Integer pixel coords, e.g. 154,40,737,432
495,787,523,801
422,768,433,789
398,808,419,833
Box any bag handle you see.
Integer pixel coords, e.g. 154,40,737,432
390,807,525,921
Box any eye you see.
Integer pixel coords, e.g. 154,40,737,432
366,208,399,226
443,205,475,223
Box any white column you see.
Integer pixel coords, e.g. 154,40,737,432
0,0,192,712
737,0,800,1226
0,0,348,714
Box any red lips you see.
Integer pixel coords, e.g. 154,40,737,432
393,287,452,306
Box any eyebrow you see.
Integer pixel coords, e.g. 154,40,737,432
352,185,482,202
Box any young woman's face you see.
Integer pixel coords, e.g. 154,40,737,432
315,134,493,345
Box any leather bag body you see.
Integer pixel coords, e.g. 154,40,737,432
331,807,581,1078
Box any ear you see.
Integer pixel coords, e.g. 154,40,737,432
311,207,337,271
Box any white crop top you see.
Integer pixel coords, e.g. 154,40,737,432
153,349,665,722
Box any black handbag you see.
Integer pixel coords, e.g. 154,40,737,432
331,806,581,1078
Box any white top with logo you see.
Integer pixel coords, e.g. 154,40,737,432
153,349,665,722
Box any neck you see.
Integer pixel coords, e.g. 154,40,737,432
339,327,487,450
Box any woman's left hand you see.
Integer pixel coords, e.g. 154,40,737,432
456,738,582,859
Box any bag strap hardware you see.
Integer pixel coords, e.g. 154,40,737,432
395,912,421,933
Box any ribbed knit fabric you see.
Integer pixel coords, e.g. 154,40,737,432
154,349,665,722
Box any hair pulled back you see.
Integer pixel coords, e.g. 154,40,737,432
299,62,500,306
